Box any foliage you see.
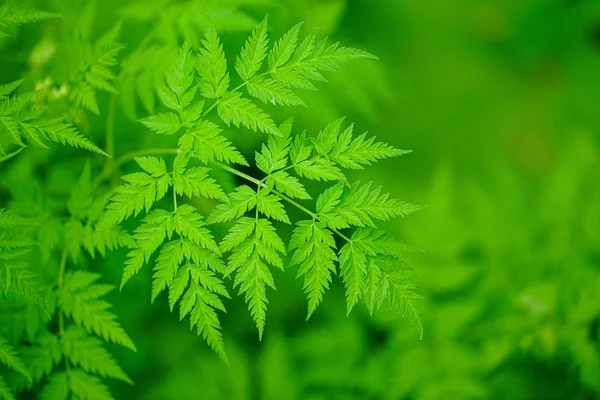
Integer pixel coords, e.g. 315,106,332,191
0,1,421,398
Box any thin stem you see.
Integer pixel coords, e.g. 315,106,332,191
211,161,352,242
102,31,155,174
212,161,316,217
173,188,178,211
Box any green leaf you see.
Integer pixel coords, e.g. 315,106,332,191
179,120,247,166
59,271,136,351
138,112,181,135
40,122,108,156
197,24,229,99
207,185,257,224
172,157,227,202
268,23,303,70
164,41,195,110
333,132,409,169
0,261,44,305
293,157,344,181
12,333,62,391
219,217,256,253
0,3,59,37
0,336,31,381
331,181,424,227
224,218,284,339
40,372,69,400
61,327,132,384
0,209,33,228
312,117,346,156
104,159,172,225
217,91,279,135
122,209,173,288
235,17,269,82
0,116,23,146
256,190,290,224
289,220,337,318
247,77,305,107
68,369,114,400
338,241,367,314
0,80,23,99
173,205,220,254
151,240,183,301
176,262,229,363
255,120,292,174
266,170,310,200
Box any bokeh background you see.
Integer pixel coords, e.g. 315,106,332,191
2,0,600,399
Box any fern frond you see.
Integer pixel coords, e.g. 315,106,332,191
338,241,367,314
68,369,114,400
217,91,279,135
256,190,290,224
289,220,337,319
293,156,344,181
138,112,181,135
350,228,422,336
224,218,285,339
175,262,229,363
0,336,31,381
173,205,220,254
268,23,303,70
0,375,14,400
266,170,310,200
235,17,269,82
122,209,173,288
172,155,227,202
0,3,59,37
11,333,62,391
320,181,423,229
104,157,172,225
197,24,229,99
207,185,257,224
40,372,68,400
377,256,423,339
269,30,377,90
0,80,23,100
246,77,305,107
59,271,136,351
179,120,247,166
0,262,43,305
165,41,195,110
39,121,108,156
70,24,125,114
151,240,185,302
61,327,132,384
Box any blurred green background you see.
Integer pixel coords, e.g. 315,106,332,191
2,0,600,399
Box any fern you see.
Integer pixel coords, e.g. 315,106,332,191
1,8,423,396
0,80,106,158
0,2,59,37
101,17,422,362
69,23,126,115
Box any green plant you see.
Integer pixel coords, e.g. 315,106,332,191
0,4,422,398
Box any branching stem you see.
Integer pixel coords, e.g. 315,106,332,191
101,149,352,242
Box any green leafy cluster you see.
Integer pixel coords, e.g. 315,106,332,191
102,17,422,361
0,2,58,37
0,3,423,398
0,79,106,161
